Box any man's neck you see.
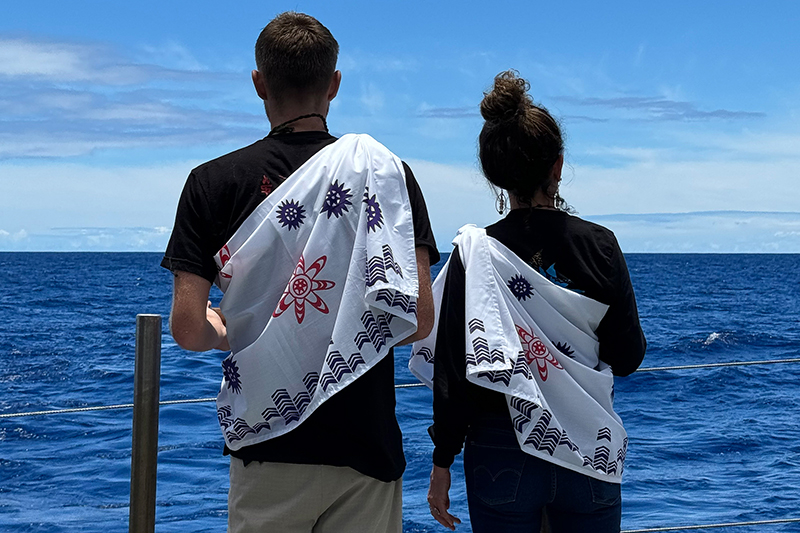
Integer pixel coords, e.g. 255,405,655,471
267,103,329,134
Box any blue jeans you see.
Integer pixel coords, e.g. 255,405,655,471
464,422,621,533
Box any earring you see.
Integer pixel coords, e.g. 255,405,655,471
495,190,507,215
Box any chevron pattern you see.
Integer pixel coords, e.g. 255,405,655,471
468,337,505,365
375,289,417,316
476,354,533,386
592,446,611,472
597,427,612,442
217,405,271,443
383,245,403,277
303,372,319,397
365,255,389,287
472,337,490,364
319,351,367,392
415,347,434,363
365,244,403,287
510,397,538,433
512,353,534,379
468,318,485,333
355,311,394,351
559,432,580,452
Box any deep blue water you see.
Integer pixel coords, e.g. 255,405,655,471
2,253,800,532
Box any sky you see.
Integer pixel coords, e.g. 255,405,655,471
1,0,799,252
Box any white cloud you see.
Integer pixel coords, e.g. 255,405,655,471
405,158,496,248
0,229,28,243
0,161,200,233
587,212,800,253
0,227,172,252
360,83,385,114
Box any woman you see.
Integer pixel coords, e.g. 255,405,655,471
415,71,646,532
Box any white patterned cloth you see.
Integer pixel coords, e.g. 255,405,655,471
213,134,419,451
410,225,628,483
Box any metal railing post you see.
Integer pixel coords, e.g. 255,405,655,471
129,314,162,533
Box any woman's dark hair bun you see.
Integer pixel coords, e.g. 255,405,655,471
480,70,532,123
478,69,567,210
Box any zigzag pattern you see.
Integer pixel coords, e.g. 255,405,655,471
383,245,403,278
597,427,612,442
217,405,270,443
415,347,434,363
375,289,417,316
468,318,485,333
319,352,367,392
356,311,394,351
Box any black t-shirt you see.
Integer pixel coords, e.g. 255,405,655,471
430,208,646,468
162,131,439,482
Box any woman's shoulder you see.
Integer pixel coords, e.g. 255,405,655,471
563,212,618,243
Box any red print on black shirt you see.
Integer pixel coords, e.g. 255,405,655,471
260,175,273,196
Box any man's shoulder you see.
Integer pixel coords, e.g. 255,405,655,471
190,138,270,178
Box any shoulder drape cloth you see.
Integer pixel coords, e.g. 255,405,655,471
213,134,419,451
410,225,627,483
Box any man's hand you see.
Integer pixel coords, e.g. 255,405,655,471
427,465,461,530
207,302,230,351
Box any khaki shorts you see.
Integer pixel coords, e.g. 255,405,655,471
228,458,403,533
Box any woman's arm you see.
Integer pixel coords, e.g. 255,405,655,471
596,239,646,376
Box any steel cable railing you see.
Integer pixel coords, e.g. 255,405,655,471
3,342,800,532
4,356,800,420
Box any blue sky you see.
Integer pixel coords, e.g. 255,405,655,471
1,0,799,251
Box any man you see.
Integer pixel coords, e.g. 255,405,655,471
161,12,439,533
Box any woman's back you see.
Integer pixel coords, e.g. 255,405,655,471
487,208,645,376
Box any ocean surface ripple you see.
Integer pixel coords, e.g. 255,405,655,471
1,252,799,532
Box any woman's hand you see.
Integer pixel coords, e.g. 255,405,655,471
427,465,461,530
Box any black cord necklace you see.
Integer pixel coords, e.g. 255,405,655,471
268,113,328,136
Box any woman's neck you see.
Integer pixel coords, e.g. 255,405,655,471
509,191,556,211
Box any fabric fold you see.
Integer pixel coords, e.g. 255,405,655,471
411,224,627,483
213,133,418,451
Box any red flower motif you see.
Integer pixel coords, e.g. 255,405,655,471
273,255,335,324
516,325,563,381
218,245,232,279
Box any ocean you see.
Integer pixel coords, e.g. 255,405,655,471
1,252,800,532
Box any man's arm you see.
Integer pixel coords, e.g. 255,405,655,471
397,246,434,345
169,270,229,352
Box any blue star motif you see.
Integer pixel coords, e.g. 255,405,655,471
221,357,242,394
321,180,353,218
363,191,384,232
554,341,575,358
507,274,534,301
276,199,306,230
